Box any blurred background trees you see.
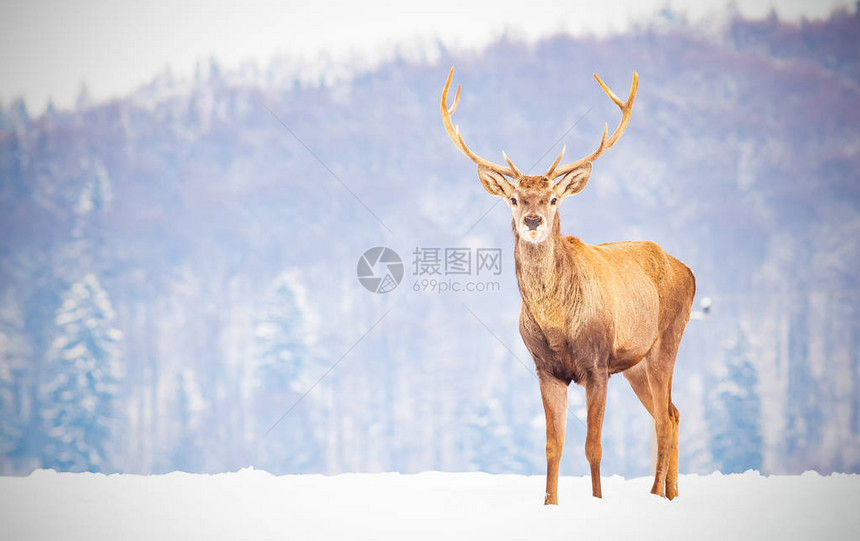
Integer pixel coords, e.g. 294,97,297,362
0,8,858,475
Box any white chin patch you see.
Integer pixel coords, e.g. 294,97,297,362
520,228,546,242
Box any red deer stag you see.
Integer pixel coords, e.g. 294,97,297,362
441,68,695,504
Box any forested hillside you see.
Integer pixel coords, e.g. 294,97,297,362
1,9,858,476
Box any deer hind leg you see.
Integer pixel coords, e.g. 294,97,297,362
624,354,679,500
660,314,687,500
666,376,680,500
651,335,682,500
539,372,568,505
647,365,674,499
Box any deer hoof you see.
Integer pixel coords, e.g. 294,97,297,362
650,485,667,498
666,483,678,500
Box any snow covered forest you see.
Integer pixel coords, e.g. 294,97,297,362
1,8,859,477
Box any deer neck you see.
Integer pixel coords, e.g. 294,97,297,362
513,217,577,325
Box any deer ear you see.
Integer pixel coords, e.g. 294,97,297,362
553,163,592,199
477,165,514,198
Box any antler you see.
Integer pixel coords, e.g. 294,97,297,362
441,67,520,178
547,72,638,179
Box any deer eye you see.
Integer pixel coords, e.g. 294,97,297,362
550,197,558,205
510,197,517,205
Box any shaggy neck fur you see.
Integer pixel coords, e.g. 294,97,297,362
513,215,584,323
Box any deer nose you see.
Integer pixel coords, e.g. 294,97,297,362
524,215,542,230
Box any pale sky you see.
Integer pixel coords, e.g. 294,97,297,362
0,0,853,114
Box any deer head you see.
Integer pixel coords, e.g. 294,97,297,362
441,68,638,243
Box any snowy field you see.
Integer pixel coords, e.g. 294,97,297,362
1,470,858,540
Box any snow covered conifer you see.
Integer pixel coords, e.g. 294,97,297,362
252,271,321,473
0,330,24,463
75,159,112,217
41,274,123,472
708,328,763,473
0,296,30,467
253,272,314,393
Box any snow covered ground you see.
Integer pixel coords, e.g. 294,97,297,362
1,470,858,540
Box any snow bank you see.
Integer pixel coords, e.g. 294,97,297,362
1,470,858,540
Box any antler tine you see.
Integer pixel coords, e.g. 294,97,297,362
544,144,566,178
447,83,461,115
502,151,522,178
594,74,624,107
441,67,518,177
549,72,638,179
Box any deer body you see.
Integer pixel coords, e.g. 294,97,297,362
441,68,695,504
515,218,695,503
517,233,687,383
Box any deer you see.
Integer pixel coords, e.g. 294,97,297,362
441,68,696,504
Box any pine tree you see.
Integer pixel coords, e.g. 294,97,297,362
9,97,28,128
0,296,34,474
75,159,112,217
75,84,92,110
0,299,29,468
784,299,824,468
41,274,123,472
253,272,319,472
253,273,311,393
171,369,206,472
0,330,24,465
708,328,763,473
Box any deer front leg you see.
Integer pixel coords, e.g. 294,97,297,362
584,370,608,498
539,372,568,505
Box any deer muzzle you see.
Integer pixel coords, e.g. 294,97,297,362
524,215,543,231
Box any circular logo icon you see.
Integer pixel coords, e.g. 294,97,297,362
357,247,404,294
